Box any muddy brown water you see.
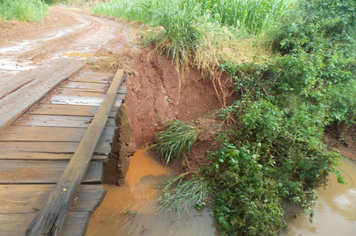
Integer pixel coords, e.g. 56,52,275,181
87,151,356,236
282,157,356,236
86,149,218,236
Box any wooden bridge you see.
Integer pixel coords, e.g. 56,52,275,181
0,59,126,235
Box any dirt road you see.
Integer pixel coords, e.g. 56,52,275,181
0,8,130,78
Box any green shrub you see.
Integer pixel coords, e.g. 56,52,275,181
0,0,48,21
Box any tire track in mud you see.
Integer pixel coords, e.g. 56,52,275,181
0,8,130,77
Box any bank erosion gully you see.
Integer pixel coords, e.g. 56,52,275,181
0,59,127,236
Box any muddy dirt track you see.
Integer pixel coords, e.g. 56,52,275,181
0,8,130,77
0,7,222,156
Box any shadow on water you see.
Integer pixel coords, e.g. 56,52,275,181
86,149,218,236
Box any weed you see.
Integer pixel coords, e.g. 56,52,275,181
157,172,210,214
152,120,199,164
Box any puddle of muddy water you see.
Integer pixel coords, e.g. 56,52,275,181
86,149,218,236
62,52,93,58
282,157,356,236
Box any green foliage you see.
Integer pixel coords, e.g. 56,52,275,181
0,0,48,21
157,172,210,213
196,0,293,35
153,120,199,164
91,0,289,72
210,0,352,233
206,144,285,235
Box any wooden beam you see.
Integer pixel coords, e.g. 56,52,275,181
26,69,124,236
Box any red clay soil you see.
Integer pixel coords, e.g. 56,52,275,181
122,48,222,148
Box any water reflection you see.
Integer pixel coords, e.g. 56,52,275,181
282,157,356,236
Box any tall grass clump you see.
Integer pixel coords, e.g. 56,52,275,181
0,0,48,21
91,0,283,76
152,120,199,164
195,0,294,34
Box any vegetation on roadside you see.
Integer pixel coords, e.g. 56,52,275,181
91,0,354,235
0,0,48,21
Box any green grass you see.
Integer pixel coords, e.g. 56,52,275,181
152,120,199,164
0,0,48,21
157,172,210,214
91,0,289,75
197,0,293,35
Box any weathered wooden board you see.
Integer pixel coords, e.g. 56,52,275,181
0,141,111,154
13,115,116,128
69,72,113,84
26,70,125,236
0,59,83,100
0,59,84,134
0,212,90,236
55,88,107,95
48,95,124,106
55,89,107,97
119,85,127,94
0,185,106,214
30,104,118,118
0,151,107,161
0,126,115,142
62,81,109,90
0,160,103,184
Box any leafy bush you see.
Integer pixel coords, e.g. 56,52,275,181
0,0,48,21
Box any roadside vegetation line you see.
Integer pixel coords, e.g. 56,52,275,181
91,0,283,83
0,0,48,22
91,0,355,235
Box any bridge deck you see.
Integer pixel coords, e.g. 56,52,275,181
0,65,126,236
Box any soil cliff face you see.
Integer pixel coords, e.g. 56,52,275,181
123,48,222,148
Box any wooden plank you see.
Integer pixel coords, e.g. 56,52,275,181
69,72,113,84
48,95,124,106
55,89,106,97
0,212,90,236
13,115,116,128
0,185,106,214
26,69,124,236
0,127,115,142
0,160,103,184
0,59,84,134
0,151,107,162
31,104,118,118
62,81,109,90
0,142,111,154
0,59,84,100
119,85,127,94
56,88,107,95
